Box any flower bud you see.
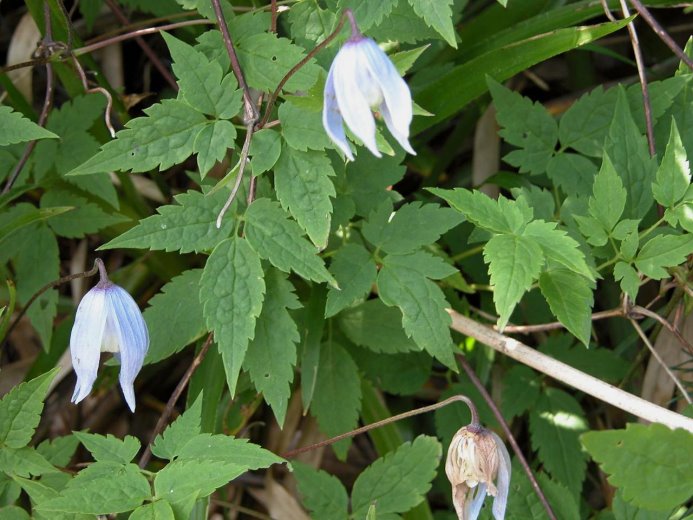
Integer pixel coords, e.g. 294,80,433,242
445,425,511,519
70,259,149,412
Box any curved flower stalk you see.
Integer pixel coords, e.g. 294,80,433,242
322,11,416,161
445,424,511,519
70,259,149,412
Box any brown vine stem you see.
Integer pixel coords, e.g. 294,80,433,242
629,0,693,71
216,122,255,227
270,0,278,33
502,308,623,334
104,0,178,91
256,10,350,129
71,55,116,137
447,309,693,431
282,394,480,458
139,333,214,468
631,304,693,354
457,355,557,520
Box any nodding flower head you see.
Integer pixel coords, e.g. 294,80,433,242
322,12,415,161
70,259,149,412
445,425,511,520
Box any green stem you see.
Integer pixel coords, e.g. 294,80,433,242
451,244,484,262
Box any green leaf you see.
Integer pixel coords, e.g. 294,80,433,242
351,347,431,395
278,101,333,152
559,86,616,157
311,340,362,459
589,153,627,232
174,434,282,469
151,395,202,460
293,462,349,520
0,506,30,520
369,0,440,45
635,233,693,279
73,432,140,464
351,436,442,516
153,460,244,504
523,220,594,280
244,268,301,427
144,269,206,365
546,153,596,197
274,147,336,248
200,237,265,395
484,233,543,330
488,77,558,175
0,369,57,449
129,501,175,520
540,335,630,384
530,388,588,496
611,490,665,520
538,473,580,520
100,188,235,253
244,198,336,286
193,120,236,178
390,45,430,75
337,0,397,31
40,190,129,238
0,205,72,251
0,446,57,477
0,106,57,145
36,435,80,467
614,261,640,301
362,201,463,254
604,88,656,219
346,151,406,218
653,119,690,208
539,269,594,346
288,0,336,47
501,365,541,419
236,33,320,92
325,244,377,317
39,462,151,514
68,99,207,176
162,32,242,118
338,298,420,354
581,423,693,511
407,0,457,48
248,129,281,174
377,252,457,367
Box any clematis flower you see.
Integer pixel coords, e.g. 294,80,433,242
70,259,149,412
322,11,415,161
445,424,511,519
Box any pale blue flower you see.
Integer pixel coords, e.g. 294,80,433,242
70,259,149,412
323,24,415,161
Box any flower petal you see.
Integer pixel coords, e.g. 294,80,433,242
70,287,108,405
490,432,511,520
323,61,354,161
106,285,149,412
467,482,487,520
332,41,380,157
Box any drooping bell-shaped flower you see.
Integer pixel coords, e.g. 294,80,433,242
70,259,149,412
323,11,415,161
445,424,511,519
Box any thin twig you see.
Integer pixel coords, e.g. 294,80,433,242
502,308,623,334
600,0,618,21
629,0,693,71
457,355,557,520
71,55,116,137
629,318,692,404
447,309,693,431
270,0,278,33
619,0,656,156
139,333,214,468
282,394,479,458
631,305,693,354
256,10,350,129
104,0,179,91
216,122,255,227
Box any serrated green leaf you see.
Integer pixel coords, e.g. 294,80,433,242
523,220,594,280
501,365,541,419
559,86,616,157
244,198,336,286
363,201,463,254
611,490,664,520
539,269,594,346
311,340,361,459
288,0,336,47
513,185,555,221
175,434,282,470
488,78,558,175
36,435,80,467
390,45,430,75
39,462,151,514
484,233,543,330
293,462,349,520
530,388,588,497
338,0,397,31
129,500,175,520
635,233,693,279
193,120,236,178
100,189,235,253
40,190,129,238
369,0,440,44
338,298,420,354
248,129,281,174
614,261,640,301
274,147,336,248
278,101,333,152
546,152,596,197
351,435,442,516
151,395,202,460
539,336,630,384
407,0,457,48
199,237,265,395
73,432,140,464
582,423,693,511
0,106,57,145
0,205,71,252
574,214,609,247
505,460,551,519
0,369,57,449
351,346,431,395
346,150,406,217
0,447,57,477
153,459,244,504
0,506,30,520
653,119,690,208
588,153,627,232
538,473,580,520
144,269,206,365
325,244,377,317
377,252,456,367
68,99,207,176
244,269,301,427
